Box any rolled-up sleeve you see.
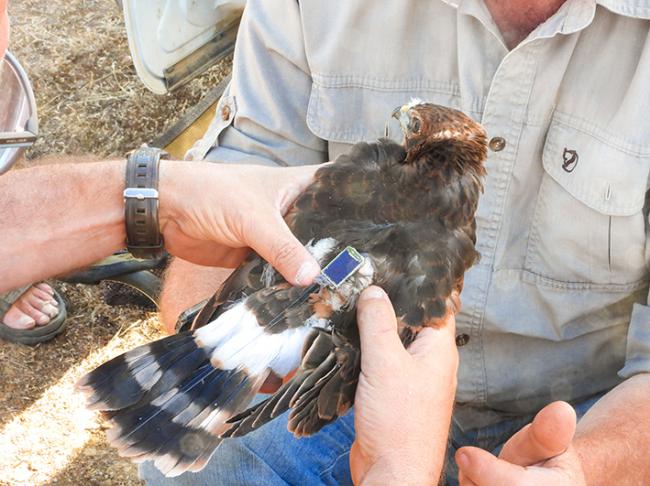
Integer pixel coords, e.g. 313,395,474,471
186,0,327,167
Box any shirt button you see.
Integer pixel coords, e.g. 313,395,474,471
455,333,470,347
489,136,506,152
221,105,231,121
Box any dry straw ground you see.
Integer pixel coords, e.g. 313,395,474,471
2,1,231,484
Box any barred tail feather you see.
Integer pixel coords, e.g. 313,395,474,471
76,326,271,476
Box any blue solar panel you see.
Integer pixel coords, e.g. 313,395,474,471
321,247,365,288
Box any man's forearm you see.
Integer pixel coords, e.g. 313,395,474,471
573,373,650,485
0,158,322,293
0,160,126,292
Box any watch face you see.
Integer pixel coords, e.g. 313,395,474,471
0,52,38,174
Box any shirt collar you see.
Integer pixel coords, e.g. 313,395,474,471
439,0,650,22
439,0,649,49
597,0,650,19
439,0,597,46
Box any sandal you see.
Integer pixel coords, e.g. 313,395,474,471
62,250,167,308
0,284,68,345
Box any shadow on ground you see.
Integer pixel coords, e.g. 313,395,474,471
0,283,144,428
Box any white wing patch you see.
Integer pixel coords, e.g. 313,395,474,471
195,301,313,377
194,238,344,380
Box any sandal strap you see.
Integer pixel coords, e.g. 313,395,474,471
0,284,32,317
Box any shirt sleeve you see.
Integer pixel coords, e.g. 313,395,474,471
185,0,328,167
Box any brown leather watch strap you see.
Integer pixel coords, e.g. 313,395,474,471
124,147,167,259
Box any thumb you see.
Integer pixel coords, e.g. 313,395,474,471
246,215,320,286
456,446,527,486
498,401,576,466
356,286,406,371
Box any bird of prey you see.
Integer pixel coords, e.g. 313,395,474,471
77,101,488,477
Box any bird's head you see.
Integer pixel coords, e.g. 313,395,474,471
392,100,488,173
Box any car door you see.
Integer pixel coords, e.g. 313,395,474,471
121,0,244,94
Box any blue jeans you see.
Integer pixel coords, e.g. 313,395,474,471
140,394,603,486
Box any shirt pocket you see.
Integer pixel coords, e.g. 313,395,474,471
305,78,467,153
524,115,650,290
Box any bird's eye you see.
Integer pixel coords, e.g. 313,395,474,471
410,117,421,134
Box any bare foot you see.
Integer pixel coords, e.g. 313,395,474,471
2,283,59,330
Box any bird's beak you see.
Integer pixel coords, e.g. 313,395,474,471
392,105,411,134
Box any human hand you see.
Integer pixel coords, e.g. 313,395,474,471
350,286,459,485
456,401,586,485
159,161,321,286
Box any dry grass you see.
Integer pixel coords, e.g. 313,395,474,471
10,0,231,160
0,284,163,485
2,0,232,484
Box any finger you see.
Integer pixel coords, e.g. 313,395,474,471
407,311,457,365
356,286,405,371
499,401,576,466
245,215,320,286
275,165,323,214
349,441,368,486
457,447,527,486
458,469,479,486
449,290,461,315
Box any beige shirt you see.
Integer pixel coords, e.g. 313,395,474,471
189,0,650,426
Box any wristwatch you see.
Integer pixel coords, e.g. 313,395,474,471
123,147,168,259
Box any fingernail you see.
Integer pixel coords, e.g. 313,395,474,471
360,286,386,300
456,451,469,469
295,261,319,286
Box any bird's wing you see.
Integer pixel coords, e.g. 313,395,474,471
225,219,476,438
193,138,406,330
286,140,405,241
77,277,345,476
380,226,477,333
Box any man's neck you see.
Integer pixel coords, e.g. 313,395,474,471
483,0,569,49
